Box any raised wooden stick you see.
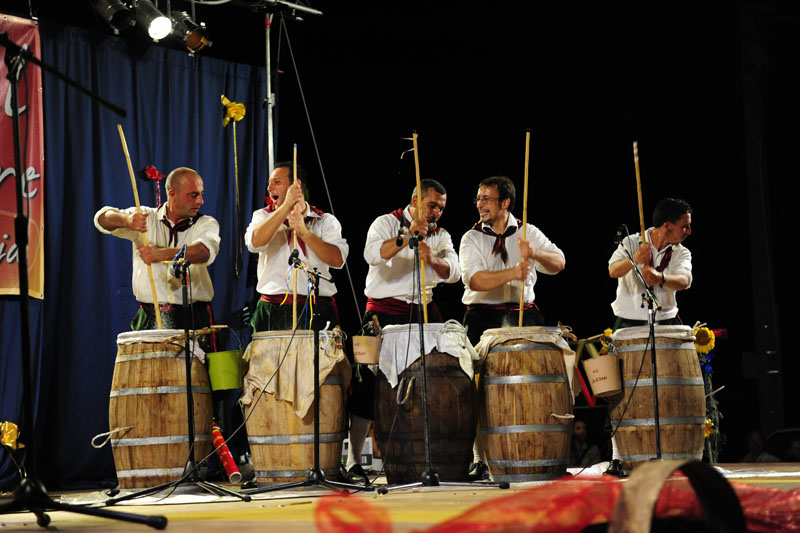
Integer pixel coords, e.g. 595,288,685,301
633,141,647,244
519,130,531,327
117,124,162,329
412,131,428,324
292,144,299,329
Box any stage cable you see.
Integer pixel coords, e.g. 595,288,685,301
277,13,364,324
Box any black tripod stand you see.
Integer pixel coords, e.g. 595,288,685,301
243,257,372,495
377,232,508,494
0,29,168,529
106,259,250,505
615,227,664,461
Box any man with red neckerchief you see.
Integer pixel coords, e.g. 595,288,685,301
245,161,348,332
363,178,460,324
342,179,461,485
608,197,693,330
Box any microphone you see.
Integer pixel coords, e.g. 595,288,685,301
288,248,300,266
396,227,404,247
170,245,187,279
614,224,626,245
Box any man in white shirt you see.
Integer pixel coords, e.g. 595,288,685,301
244,162,348,332
94,167,220,335
363,178,460,322
459,176,565,346
608,197,693,330
345,179,460,485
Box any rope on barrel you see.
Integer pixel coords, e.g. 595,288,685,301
91,425,134,448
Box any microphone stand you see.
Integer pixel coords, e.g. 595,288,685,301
105,260,250,504
0,31,167,529
616,230,663,461
243,257,372,494
377,232,508,494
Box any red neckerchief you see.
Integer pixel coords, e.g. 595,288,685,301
263,198,325,256
159,205,203,246
652,246,673,273
472,218,521,263
390,207,439,236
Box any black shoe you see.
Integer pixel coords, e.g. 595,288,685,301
345,464,369,486
468,461,490,481
604,459,627,477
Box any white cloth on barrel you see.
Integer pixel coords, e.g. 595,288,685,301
116,329,207,363
378,320,478,388
611,324,695,343
473,326,577,399
239,329,351,419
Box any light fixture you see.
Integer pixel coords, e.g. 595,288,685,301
90,0,135,33
133,0,172,41
171,11,211,52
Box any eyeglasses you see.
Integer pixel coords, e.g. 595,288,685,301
473,196,500,206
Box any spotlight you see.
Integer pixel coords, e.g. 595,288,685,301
171,11,211,52
90,0,135,33
133,0,172,41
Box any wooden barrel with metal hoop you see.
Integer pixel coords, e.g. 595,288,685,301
241,330,348,483
108,330,213,489
373,322,477,484
478,326,573,482
610,325,705,472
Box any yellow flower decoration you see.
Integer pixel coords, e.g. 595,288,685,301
694,326,716,354
704,418,716,438
1,421,24,449
220,94,246,128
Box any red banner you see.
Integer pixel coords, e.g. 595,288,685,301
0,14,44,299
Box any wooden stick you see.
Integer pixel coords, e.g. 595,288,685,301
519,130,531,327
633,141,647,245
412,131,428,324
117,124,162,329
292,144,299,329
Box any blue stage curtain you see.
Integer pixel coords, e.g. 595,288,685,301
1,22,268,489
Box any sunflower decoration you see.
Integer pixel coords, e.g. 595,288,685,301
691,321,727,462
694,326,716,354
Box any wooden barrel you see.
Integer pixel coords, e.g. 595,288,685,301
375,352,477,484
479,327,573,482
243,331,347,483
109,330,213,489
610,325,705,472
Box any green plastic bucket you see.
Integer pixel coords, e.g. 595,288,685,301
207,349,242,391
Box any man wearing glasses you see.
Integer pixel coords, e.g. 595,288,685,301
459,176,565,346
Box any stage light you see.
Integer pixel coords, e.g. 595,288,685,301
171,11,211,52
133,0,172,41
90,0,135,33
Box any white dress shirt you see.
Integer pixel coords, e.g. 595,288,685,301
94,204,219,304
364,207,460,304
460,216,564,306
245,203,348,297
609,228,692,321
